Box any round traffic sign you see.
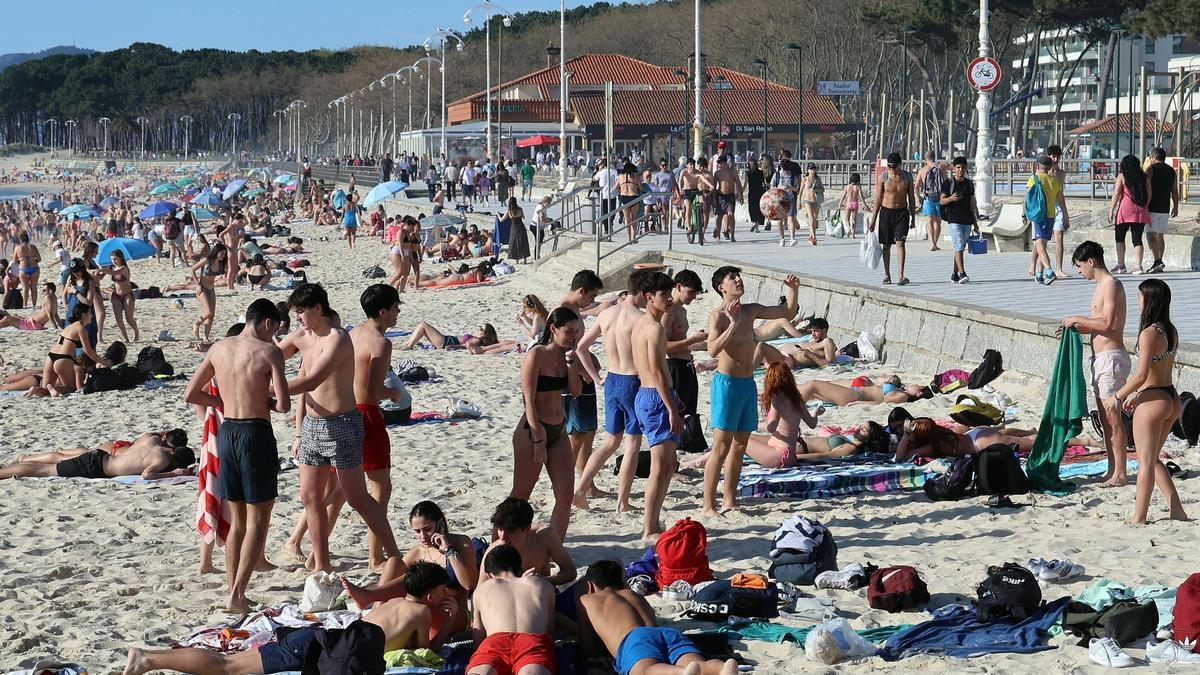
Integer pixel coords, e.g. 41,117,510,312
967,57,1001,91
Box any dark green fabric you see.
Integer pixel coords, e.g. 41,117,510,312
1027,326,1088,495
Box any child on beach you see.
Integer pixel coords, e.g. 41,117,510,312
837,173,866,238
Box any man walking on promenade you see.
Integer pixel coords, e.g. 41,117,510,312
940,156,979,284
1026,155,1069,285
915,151,945,250
184,299,290,613
1047,145,1072,277
868,152,916,285
1145,147,1179,273
711,155,744,243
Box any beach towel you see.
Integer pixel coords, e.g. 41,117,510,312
196,380,231,547
879,597,1070,660
736,454,928,499
715,621,909,645
1026,327,1087,495
388,411,456,427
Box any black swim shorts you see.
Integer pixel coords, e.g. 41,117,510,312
216,418,278,503
56,450,109,479
877,206,911,246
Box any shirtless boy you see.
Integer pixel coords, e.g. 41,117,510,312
484,497,577,587
869,152,917,285
631,271,682,539
777,318,837,368
678,158,713,245
0,430,193,481
559,269,606,317
468,544,558,675
184,298,290,613
579,560,738,675
662,270,707,420
122,561,451,675
710,155,744,243
1061,241,1130,486
705,267,800,516
574,271,650,511
279,283,399,573
351,283,402,569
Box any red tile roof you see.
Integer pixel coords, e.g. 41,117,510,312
1068,113,1175,135
569,89,845,128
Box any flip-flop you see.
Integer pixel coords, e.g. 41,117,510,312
1166,461,1188,478
882,278,893,285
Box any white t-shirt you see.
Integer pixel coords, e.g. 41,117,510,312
462,166,478,186
593,168,618,199
534,203,550,229
56,247,71,271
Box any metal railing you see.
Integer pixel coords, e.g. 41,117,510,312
534,188,670,274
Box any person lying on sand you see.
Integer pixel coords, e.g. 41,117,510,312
754,299,814,343
770,318,838,368
894,417,981,462
0,429,193,480
400,320,521,354
121,561,451,675
417,261,494,288
467,544,558,675
0,283,61,331
797,375,933,406
579,560,739,675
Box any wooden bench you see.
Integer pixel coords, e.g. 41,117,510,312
979,203,1030,253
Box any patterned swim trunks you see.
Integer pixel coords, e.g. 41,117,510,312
299,409,365,469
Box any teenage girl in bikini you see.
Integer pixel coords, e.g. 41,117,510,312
797,375,933,405
837,173,867,238
0,283,60,331
191,244,228,342
107,250,139,343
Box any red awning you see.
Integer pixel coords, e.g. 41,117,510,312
516,134,561,148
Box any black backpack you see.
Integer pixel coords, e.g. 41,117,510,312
679,413,707,453
2,287,21,310
301,620,386,675
923,454,977,501
967,349,1004,389
688,579,780,621
975,444,1030,496
838,340,860,359
976,562,1042,621
1173,391,1200,446
83,364,148,393
135,346,174,378
614,449,652,479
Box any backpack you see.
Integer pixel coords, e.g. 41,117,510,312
837,340,860,359
655,518,715,588
300,619,386,675
923,454,978,501
83,364,147,393
975,443,1030,496
976,562,1042,621
1173,573,1200,646
1024,175,1047,223
867,566,930,612
688,579,780,621
614,449,652,479
135,346,174,378
1172,392,1200,446
930,369,971,395
679,413,707,453
163,219,181,240
950,394,1003,427
361,265,385,279
768,535,837,586
967,349,1004,389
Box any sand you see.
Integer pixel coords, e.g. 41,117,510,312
1,167,1198,674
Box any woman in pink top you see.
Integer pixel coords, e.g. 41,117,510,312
1109,154,1152,274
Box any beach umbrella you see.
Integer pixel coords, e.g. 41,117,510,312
420,213,466,228
150,183,180,195
284,183,298,192
60,204,95,216
121,186,139,194
363,180,409,207
41,199,64,211
176,177,196,187
222,179,248,200
96,237,157,264
243,188,265,198
272,173,296,185
192,207,217,221
139,201,178,219
99,196,120,210
191,191,225,208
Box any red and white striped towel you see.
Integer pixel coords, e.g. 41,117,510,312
196,380,230,546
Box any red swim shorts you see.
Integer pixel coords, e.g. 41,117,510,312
466,632,557,675
357,403,391,472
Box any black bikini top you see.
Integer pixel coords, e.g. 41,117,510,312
536,374,568,392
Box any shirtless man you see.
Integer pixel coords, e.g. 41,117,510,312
573,270,649,511
279,283,399,573
710,155,744,243
468,544,558,675
777,318,837,368
484,497,577,587
0,429,193,480
1061,241,1130,487
869,152,917,285
13,233,40,308
184,298,290,613
705,267,800,516
579,560,738,675
677,158,712,245
122,561,452,675
558,269,605,317
663,270,707,420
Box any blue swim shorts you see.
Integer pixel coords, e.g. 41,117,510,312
563,383,598,434
614,626,700,675
634,387,680,448
1032,217,1054,241
710,372,757,432
604,373,642,436
922,195,942,217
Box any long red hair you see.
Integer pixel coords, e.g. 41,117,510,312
760,362,805,414
909,417,959,454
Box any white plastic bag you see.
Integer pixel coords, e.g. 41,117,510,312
856,325,885,363
804,618,878,664
860,232,882,270
826,212,845,238
300,572,344,612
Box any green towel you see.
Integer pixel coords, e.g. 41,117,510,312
1027,326,1088,495
715,620,910,645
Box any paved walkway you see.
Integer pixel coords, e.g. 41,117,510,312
625,224,1200,340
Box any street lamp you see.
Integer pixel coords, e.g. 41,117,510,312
551,1,568,189
900,25,917,156
46,118,58,150
273,109,285,153
65,119,77,154
464,0,514,162
425,28,465,163
973,0,994,213
785,42,804,158
180,115,193,159
714,74,727,148
413,56,443,139
692,0,703,159
136,116,150,156
751,58,769,155
228,113,242,160
98,117,111,155
288,100,306,160
673,68,689,160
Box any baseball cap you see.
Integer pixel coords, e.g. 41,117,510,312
1038,155,1053,167
886,152,902,165
806,163,817,170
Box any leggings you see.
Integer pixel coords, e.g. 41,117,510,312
1115,222,1145,247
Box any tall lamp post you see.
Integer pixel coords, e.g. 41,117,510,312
46,118,58,151
785,43,804,157
65,119,77,154
98,117,111,155
288,100,306,160
692,0,703,159
425,28,465,163
751,58,769,155
673,68,689,160
556,0,568,189
900,25,917,157
413,56,443,160
464,0,514,162
714,75,727,145
228,113,242,160
136,116,150,156
973,0,994,214
180,115,193,159
273,109,285,153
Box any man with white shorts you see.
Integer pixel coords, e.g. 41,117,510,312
1145,147,1180,274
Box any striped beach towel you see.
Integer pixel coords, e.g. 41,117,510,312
736,454,928,500
195,380,230,546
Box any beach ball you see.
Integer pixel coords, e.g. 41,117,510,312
760,187,792,221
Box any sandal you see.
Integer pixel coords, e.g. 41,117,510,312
882,277,893,285
1166,461,1188,479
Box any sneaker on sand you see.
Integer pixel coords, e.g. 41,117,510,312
1089,637,1135,667
815,562,869,591
1038,559,1085,581
1147,639,1200,664
1024,558,1048,576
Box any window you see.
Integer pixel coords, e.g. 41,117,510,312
1145,38,1155,54
1173,35,1185,54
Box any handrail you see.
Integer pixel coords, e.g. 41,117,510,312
593,191,667,274
533,185,596,263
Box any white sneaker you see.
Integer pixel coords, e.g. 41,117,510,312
788,238,798,247
1147,639,1200,664
1038,559,1085,581
815,562,868,591
1024,558,1048,576
778,239,786,247
1089,637,1135,667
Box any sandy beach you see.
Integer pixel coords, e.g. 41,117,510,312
1,158,1198,675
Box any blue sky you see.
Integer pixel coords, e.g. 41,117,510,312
5,0,642,54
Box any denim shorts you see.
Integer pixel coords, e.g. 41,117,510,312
948,223,973,251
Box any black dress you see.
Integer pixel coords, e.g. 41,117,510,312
747,169,766,225
506,211,531,262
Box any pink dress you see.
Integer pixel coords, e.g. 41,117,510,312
1116,183,1150,225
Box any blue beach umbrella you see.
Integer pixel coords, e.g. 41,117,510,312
363,180,409,207
41,199,64,211
272,173,296,185
139,201,178,219
191,191,225,208
176,177,197,187
243,188,265,198
222,178,248,200
99,196,119,209
96,237,158,264
191,207,217,221
60,204,95,217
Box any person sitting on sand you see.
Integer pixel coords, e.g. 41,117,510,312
260,236,305,255
121,561,452,675
579,560,739,675
743,362,820,467
797,374,933,406
0,282,61,330
242,254,271,290
894,417,981,462
517,294,549,344
40,303,110,396
1,429,194,480
467,543,558,675
400,320,520,354
341,500,478,633
774,318,838,368
483,497,577,586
